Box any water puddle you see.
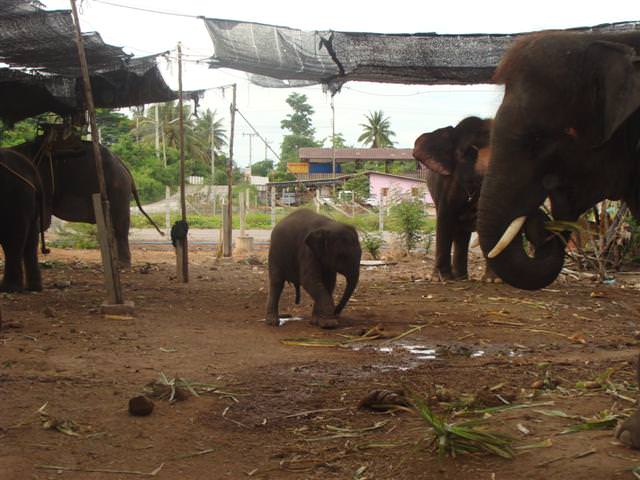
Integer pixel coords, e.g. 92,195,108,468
278,316,304,326
350,341,528,371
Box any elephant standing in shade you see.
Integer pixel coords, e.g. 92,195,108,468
0,149,44,292
473,30,640,451
266,209,361,329
413,116,496,281
476,30,640,290
12,137,163,268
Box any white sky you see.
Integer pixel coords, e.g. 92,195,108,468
44,0,637,168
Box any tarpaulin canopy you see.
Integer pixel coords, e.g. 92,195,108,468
0,1,181,124
203,18,640,93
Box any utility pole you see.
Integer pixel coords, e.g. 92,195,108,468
224,84,237,257
242,132,257,176
331,96,336,195
210,114,216,182
176,42,189,282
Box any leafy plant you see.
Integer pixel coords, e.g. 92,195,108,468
361,232,384,259
413,398,514,458
49,223,99,249
389,199,428,252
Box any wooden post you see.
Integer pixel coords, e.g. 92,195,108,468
176,42,188,282
223,84,237,257
316,189,320,213
239,192,246,237
379,197,385,232
270,187,276,227
69,0,124,309
222,195,229,252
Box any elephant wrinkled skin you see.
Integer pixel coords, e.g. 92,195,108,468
266,209,361,329
12,138,162,268
413,116,496,281
477,30,640,290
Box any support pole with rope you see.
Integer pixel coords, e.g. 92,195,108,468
174,42,189,282
69,0,130,314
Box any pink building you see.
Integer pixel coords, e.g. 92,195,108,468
365,171,433,206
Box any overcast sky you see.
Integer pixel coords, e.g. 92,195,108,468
45,0,636,168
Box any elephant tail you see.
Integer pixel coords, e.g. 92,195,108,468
295,284,301,304
114,150,165,236
131,180,165,236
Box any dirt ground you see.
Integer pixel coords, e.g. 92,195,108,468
2,242,640,479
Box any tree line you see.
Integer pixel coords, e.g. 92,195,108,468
0,92,403,203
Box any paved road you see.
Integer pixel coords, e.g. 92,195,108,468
129,228,274,245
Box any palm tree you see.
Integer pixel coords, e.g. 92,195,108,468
135,101,208,164
357,110,396,148
194,109,227,156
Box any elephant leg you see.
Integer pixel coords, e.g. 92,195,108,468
23,221,42,292
481,261,502,283
432,212,454,281
265,269,285,326
452,229,471,280
0,236,25,292
110,199,132,268
303,269,337,329
322,270,337,297
113,223,131,269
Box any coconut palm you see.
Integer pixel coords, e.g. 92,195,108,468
357,110,396,148
135,101,208,164
194,109,227,155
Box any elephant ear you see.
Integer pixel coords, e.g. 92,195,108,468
583,41,640,146
412,126,455,176
305,228,328,258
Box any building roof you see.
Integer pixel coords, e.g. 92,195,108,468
266,174,353,188
298,148,414,163
363,170,427,184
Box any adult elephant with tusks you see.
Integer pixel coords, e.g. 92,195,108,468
11,136,164,268
413,116,496,281
477,29,640,291
266,209,361,329
0,149,45,292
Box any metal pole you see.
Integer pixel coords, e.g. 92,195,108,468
69,0,122,305
270,186,276,227
177,42,188,282
210,113,215,182
331,96,336,196
242,132,256,176
223,84,237,257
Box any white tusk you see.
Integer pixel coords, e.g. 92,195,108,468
487,216,527,259
470,235,480,249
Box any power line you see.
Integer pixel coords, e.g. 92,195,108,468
234,107,281,161
93,0,203,19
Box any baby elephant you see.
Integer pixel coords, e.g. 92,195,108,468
266,209,361,328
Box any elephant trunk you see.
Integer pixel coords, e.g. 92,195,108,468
335,268,359,316
478,172,567,290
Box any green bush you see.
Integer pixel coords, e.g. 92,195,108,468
49,223,99,249
389,199,429,252
361,232,384,259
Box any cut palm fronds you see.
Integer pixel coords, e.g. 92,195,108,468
458,401,555,416
515,438,553,450
280,337,342,347
413,398,514,458
146,372,237,403
560,411,619,435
